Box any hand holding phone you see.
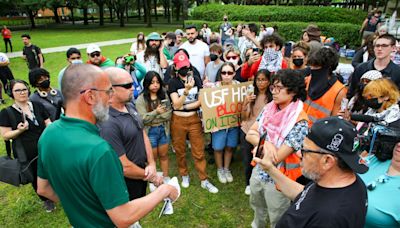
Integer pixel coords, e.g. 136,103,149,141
251,131,268,166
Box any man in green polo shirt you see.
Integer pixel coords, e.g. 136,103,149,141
37,64,179,227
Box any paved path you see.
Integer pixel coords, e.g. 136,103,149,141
6,38,136,58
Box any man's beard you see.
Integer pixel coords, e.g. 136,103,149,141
188,37,196,44
92,100,109,123
301,168,321,182
148,45,159,55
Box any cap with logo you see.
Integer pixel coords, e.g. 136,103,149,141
173,51,191,69
86,44,101,54
307,116,368,174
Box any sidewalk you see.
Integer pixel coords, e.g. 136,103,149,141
6,38,136,59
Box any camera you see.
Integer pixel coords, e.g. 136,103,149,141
124,55,135,63
356,126,400,161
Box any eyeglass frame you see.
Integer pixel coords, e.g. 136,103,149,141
79,87,114,96
269,84,285,93
112,82,134,89
13,88,29,94
300,148,336,157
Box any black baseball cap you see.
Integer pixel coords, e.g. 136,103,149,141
308,116,368,174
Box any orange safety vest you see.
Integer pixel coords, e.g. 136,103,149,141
303,77,346,127
276,110,308,190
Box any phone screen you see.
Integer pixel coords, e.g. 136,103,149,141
255,131,268,158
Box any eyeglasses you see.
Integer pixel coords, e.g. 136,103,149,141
13,88,28,94
80,87,114,96
226,56,238,60
221,71,235,75
113,82,133,89
90,52,101,58
269,85,285,93
374,44,392,49
256,79,268,83
300,148,336,157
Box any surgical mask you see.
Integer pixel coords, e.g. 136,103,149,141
178,67,190,76
71,59,83,64
292,58,304,67
365,98,383,110
39,80,50,89
227,59,239,65
210,54,218,61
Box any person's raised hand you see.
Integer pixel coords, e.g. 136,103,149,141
253,144,274,172
17,121,29,132
156,104,167,114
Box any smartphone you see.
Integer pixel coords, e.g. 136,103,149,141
247,84,255,96
251,131,268,167
161,99,169,107
187,71,194,82
340,98,349,111
252,48,259,53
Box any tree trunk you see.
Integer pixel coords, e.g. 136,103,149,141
70,7,75,25
53,7,61,23
182,0,188,20
175,3,180,21
83,7,89,25
120,9,125,27
99,3,105,26
109,6,114,22
383,0,389,13
126,2,129,22
143,0,148,23
137,0,141,20
144,0,152,27
27,10,36,29
154,0,158,21
168,0,172,23
395,0,400,12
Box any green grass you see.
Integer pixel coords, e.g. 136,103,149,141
0,38,254,226
0,24,182,53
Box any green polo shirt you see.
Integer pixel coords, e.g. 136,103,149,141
38,115,129,227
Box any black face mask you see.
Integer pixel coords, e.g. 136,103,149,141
292,58,304,67
178,67,190,76
224,18,227,22
39,79,50,89
365,98,383,110
169,41,175,47
210,54,218,61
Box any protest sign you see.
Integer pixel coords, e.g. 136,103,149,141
200,82,252,133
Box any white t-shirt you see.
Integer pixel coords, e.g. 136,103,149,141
180,40,210,78
136,52,163,78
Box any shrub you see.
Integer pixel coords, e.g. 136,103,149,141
185,20,361,48
191,4,366,25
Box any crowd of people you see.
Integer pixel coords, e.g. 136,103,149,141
0,11,400,227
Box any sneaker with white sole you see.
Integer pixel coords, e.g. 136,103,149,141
43,200,56,213
217,169,227,184
224,169,233,183
181,175,190,188
163,176,171,184
201,179,219,193
245,185,251,195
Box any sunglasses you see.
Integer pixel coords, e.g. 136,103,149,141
300,148,336,157
113,82,133,89
226,56,238,60
374,44,392,48
90,52,101,58
221,71,234,75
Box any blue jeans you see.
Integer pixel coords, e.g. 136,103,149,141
212,127,239,151
148,125,169,148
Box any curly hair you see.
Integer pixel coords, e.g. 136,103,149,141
28,68,50,87
260,33,284,50
362,78,400,111
271,69,306,102
307,47,339,72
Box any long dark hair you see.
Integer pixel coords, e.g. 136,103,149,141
215,62,235,82
250,69,272,115
142,71,166,111
144,40,161,64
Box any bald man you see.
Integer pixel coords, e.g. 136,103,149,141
37,64,178,227
99,67,162,201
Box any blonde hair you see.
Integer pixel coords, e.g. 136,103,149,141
223,46,240,59
363,78,400,110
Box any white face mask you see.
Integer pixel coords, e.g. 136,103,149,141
71,59,83,64
227,59,239,65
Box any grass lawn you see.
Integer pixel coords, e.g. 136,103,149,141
0,41,254,226
0,24,182,53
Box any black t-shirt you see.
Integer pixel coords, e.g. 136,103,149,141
98,105,147,168
276,175,368,228
22,44,42,69
0,102,49,160
30,90,64,121
168,74,203,111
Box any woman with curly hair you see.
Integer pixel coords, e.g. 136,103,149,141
246,69,309,227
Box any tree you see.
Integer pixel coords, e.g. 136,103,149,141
144,0,152,27
47,0,63,23
19,0,45,29
93,0,106,25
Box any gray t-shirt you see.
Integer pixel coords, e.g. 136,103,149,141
205,61,224,82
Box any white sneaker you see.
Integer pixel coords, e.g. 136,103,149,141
224,169,233,183
181,175,190,188
163,176,171,184
201,179,219,194
245,185,251,195
217,169,227,184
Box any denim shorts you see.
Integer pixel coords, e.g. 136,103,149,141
148,125,170,148
212,127,239,151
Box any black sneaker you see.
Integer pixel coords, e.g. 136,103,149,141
43,200,56,213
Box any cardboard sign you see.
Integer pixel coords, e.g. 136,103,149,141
200,82,252,133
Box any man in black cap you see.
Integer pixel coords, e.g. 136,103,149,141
254,116,368,228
